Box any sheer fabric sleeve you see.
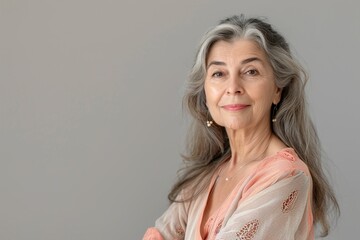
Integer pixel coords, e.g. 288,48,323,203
216,171,313,240
143,191,189,240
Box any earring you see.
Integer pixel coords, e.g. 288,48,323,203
207,120,213,127
272,105,278,122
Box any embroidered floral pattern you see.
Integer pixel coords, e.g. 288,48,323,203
278,150,296,161
175,224,185,237
282,190,299,213
215,219,223,234
236,219,259,240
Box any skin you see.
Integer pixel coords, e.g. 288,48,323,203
201,39,286,236
205,39,283,164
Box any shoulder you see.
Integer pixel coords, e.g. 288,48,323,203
242,148,311,198
261,148,310,177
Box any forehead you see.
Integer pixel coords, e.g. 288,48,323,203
206,39,267,63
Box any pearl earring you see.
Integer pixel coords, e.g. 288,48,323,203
207,120,213,127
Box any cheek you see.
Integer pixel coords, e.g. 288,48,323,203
250,85,276,111
255,100,272,114
205,85,218,107
204,86,223,122
205,83,225,102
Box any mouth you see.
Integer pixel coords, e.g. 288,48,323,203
221,104,250,111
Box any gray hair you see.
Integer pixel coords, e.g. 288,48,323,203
169,15,339,237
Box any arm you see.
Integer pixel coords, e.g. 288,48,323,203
216,171,313,240
143,192,189,240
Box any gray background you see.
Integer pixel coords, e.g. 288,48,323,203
1,0,359,239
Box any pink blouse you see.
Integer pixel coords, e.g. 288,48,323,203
143,148,314,240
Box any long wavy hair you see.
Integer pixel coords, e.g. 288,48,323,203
168,15,339,237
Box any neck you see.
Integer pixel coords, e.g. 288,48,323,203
225,126,273,169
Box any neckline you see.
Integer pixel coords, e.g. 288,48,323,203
198,147,297,239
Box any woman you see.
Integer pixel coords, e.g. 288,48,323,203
143,15,339,240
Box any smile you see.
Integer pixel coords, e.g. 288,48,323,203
221,104,250,111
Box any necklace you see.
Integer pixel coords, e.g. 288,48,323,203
216,149,268,182
216,135,273,182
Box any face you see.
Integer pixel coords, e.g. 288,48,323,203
204,39,281,131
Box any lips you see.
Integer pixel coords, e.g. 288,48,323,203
222,104,250,111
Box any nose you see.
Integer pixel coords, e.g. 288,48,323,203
226,74,243,95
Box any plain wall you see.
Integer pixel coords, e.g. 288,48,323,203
1,0,359,239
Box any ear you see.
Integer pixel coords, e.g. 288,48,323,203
273,87,282,105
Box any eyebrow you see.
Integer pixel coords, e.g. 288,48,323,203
206,57,262,69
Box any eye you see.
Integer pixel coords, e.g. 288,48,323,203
245,69,259,76
211,71,224,78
